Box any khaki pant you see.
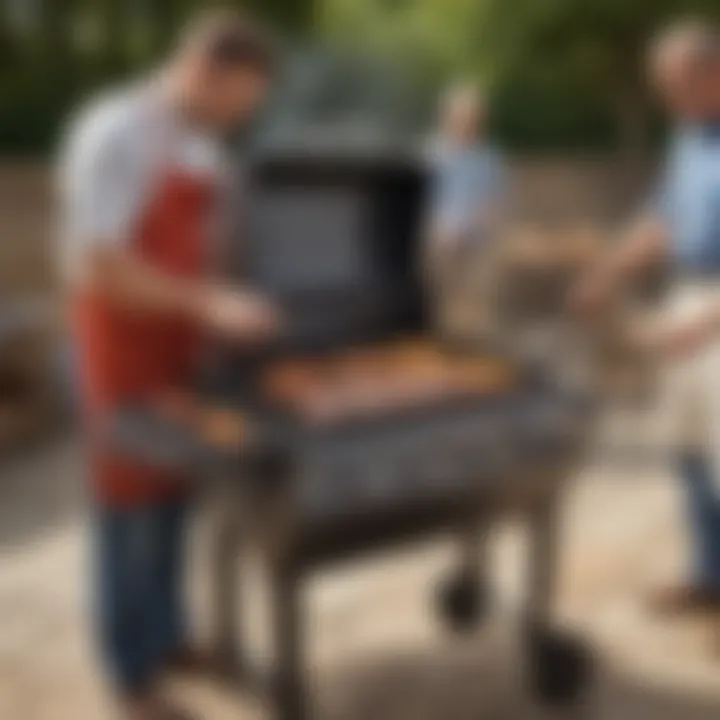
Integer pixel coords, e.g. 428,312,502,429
659,282,720,464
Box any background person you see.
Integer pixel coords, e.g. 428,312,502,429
425,83,509,341
572,20,720,615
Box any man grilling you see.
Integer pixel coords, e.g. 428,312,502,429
573,20,720,614
58,10,278,719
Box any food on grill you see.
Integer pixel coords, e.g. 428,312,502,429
198,407,247,449
260,340,519,423
148,392,247,449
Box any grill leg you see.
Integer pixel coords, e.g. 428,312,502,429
523,487,595,705
271,561,307,720
459,514,490,583
211,499,246,680
436,515,492,632
525,494,557,626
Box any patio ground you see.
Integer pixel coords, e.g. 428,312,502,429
2,434,720,720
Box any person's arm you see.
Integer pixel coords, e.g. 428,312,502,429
571,144,678,316
570,211,669,318
85,245,276,340
587,213,667,289
574,211,720,359
86,244,198,316
61,104,276,339
640,305,720,358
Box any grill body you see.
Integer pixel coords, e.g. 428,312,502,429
118,148,597,719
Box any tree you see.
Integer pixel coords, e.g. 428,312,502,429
320,0,487,84
321,0,720,158
100,0,131,74
476,0,720,167
37,0,77,71
244,0,315,34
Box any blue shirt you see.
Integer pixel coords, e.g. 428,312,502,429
430,142,506,237
656,124,720,273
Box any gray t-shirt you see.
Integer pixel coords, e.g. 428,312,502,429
56,84,225,285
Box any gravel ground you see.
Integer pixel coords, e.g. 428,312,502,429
2,434,720,720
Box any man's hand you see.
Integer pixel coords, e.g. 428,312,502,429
660,320,716,358
200,286,279,342
633,311,720,360
567,214,668,318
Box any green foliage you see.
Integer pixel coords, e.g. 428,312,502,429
477,0,720,101
491,79,618,152
321,0,720,152
6,0,720,155
320,0,487,83
0,0,315,156
0,70,81,156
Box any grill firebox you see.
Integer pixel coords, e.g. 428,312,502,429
117,148,597,719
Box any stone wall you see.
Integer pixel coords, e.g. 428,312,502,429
511,156,653,226
0,163,54,298
0,156,654,298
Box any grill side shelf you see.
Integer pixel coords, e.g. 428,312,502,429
106,406,275,477
103,383,592,504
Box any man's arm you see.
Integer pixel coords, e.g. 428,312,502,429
572,141,678,316
86,245,199,316
61,101,276,339
592,213,668,286
571,211,720,359
84,245,275,339
571,213,669,315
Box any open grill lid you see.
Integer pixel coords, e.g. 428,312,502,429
235,147,431,355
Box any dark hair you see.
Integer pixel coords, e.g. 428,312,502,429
179,8,278,76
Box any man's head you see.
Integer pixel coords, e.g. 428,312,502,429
649,19,720,121
168,8,277,131
439,83,486,146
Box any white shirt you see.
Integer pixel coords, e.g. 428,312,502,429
56,84,226,284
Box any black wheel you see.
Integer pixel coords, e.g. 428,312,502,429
525,625,594,706
436,574,490,633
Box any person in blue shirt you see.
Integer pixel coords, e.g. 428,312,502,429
573,20,720,614
425,83,508,337
429,83,507,243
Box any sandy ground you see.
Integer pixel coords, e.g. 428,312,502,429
2,434,720,720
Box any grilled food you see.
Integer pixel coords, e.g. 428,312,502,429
261,340,519,423
198,408,247,449
150,392,247,449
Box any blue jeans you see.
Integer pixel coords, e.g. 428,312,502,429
94,498,188,693
680,453,720,589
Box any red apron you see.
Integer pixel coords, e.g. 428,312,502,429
71,168,214,507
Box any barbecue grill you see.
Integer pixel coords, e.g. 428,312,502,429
116,147,596,719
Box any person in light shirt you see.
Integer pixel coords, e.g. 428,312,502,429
57,10,278,719
429,83,507,243
573,20,720,615
425,83,509,339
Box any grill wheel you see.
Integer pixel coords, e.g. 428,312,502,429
524,623,595,706
435,573,491,633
